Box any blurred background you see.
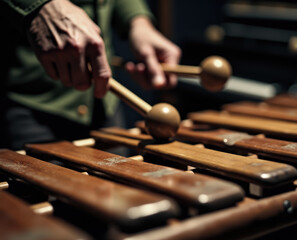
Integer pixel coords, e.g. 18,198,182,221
113,0,297,127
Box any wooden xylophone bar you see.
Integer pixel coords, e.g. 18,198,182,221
0,149,179,233
222,101,297,122
2,93,297,239
137,120,297,167
90,127,297,196
188,110,297,140
25,141,244,211
0,190,92,240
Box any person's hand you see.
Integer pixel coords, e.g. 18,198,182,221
26,0,111,98
127,17,181,89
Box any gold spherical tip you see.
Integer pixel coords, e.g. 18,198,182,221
200,56,232,92
145,103,181,140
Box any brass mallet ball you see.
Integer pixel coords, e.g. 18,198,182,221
145,103,181,140
200,56,232,92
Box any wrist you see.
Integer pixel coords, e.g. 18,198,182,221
129,16,154,31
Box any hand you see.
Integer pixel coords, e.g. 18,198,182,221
127,17,181,89
26,0,111,98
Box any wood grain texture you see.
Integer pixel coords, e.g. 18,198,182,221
182,128,297,164
188,110,297,140
26,141,244,211
0,191,91,240
90,128,297,187
0,149,178,230
136,120,297,164
223,101,297,122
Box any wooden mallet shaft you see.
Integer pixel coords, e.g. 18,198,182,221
112,56,200,77
160,63,201,78
109,78,152,117
108,78,180,140
88,62,152,116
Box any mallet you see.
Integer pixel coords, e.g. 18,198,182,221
112,56,232,92
109,78,180,140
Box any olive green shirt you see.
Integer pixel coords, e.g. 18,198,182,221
0,0,153,124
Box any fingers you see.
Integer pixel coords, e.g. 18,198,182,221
144,52,167,89
37,39,111,98
38,56,59,81
39,50,92,90
128,16,182,89
162,45,182,87
87,40,111,98
131,46,167,89
55,58,72,87
127,44,182,89
70,53,91,90
26,0,111,98
125,62,151,89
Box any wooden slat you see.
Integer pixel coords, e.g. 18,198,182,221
188,110,297,140
118,190,297,240
181,127,297,164
0,191,92,240
26,141,244,211
0,149,178,230
136,120,297,164
90,128,297,187
223,101,297,122
265,93,297,108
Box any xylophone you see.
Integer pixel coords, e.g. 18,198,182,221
2,93,297,239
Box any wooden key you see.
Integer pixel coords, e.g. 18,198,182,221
0,149,179,230
0,191,91,240
188,110,297,140
265,93,297,108
109,78,180,140
112,55,232,92
136,120,297,164
223,101,297,122
182,127,297,164
119,190,297,240
90,128,297,188
26,141,244,211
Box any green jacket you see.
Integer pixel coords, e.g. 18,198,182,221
0,0,153,124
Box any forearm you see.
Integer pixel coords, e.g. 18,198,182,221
113,0,155,37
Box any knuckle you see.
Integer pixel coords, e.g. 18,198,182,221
65,41,84,56
98,69,111,80
89,38,105,54
174,46,182,58
138,45,154,59
94,25,101,35
94,70,111,83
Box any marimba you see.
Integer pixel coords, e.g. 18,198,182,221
2,93,297,240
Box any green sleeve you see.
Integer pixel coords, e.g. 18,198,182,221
113,0,155,37
0,0,50,33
